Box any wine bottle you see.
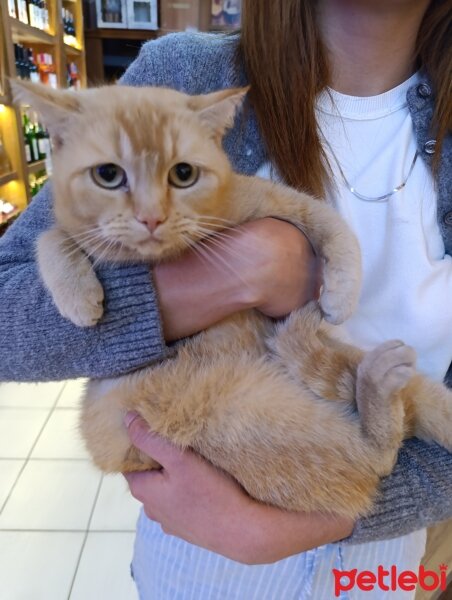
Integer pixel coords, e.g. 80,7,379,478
22,112,39,163
28,49,40,83
15,44,30,80
34,117,47,160
14,45,23,80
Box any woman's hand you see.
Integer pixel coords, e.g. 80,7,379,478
154,218,321,341
123,414,353,565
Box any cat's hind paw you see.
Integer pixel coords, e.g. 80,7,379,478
357,340,417,400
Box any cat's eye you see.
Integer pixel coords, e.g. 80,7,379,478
168,163,200,188
91,164,128,190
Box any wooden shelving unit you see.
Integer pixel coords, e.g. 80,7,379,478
0,0,86,227
27,158,47,174
9,18,55,44
0,171,19,186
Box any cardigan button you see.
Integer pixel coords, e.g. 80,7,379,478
417,83,432,98
443,212,452,227
423,139,436,155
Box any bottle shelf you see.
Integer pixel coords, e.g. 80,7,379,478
27,159,46,174
0,171,18,186
0,0,86,213
64,43,82,56
10,18,55,45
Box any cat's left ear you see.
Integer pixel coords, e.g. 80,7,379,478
189,86,249,138
9,78,81,145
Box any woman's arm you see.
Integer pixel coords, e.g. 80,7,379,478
0,186,167,381
0,184,317,381
155,218,320,340
347,439,452,544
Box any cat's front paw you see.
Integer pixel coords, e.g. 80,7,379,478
319,263,361,325
55,270,104,327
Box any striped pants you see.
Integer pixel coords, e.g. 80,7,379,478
131,510,427,599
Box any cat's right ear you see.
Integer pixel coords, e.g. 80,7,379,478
9,78,81,146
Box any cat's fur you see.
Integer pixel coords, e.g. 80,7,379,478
12,79,452,518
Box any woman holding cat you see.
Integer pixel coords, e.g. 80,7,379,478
119,1,452,596
0,0,451,598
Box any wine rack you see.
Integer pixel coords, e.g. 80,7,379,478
0,0,86,233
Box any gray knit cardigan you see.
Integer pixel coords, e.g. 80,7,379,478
0,33,451,544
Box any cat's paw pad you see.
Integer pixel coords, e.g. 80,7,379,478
358,340,416,398
56,275,104,327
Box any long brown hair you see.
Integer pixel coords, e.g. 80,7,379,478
239,0,451,197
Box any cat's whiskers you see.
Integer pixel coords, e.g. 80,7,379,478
69,230,107,248
92,239,117,268
195,223,253,248
65,229,108,254
81,236,113,263
195,234,249,265
61,234,106,260
196,239,252,289
70,226,104,241
177,222,256,267
196,222,239,234
194,227,239,244
180,234,222,273
196,215,236,226
72,232,106,248
197,221,301,258
191,227,256,266
185,239,241,281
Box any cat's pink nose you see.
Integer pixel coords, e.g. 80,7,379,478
136,215,167,233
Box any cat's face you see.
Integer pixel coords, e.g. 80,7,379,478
12,82,247,262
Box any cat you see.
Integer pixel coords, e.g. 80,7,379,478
11,79,452,519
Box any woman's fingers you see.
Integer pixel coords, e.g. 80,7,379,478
124,411,186,471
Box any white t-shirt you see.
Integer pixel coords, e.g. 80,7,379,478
257,73,452,382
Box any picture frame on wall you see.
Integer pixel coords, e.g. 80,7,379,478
126,0,158,29
96,0,128,28
211,0,241,29
95,0,158,29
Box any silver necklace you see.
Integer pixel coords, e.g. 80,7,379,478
322,137,419,203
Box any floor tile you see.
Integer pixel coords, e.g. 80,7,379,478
0,408,50,458
90,474,141,531
57,379,87,408
0,460,101,530
70,532,137,600
0,381,65,408
31,408,89,459
0,460,25,510
0,531,84,600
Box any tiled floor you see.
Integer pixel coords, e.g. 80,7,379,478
0,380,140,600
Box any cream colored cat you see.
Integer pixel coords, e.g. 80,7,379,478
12,79,452,518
